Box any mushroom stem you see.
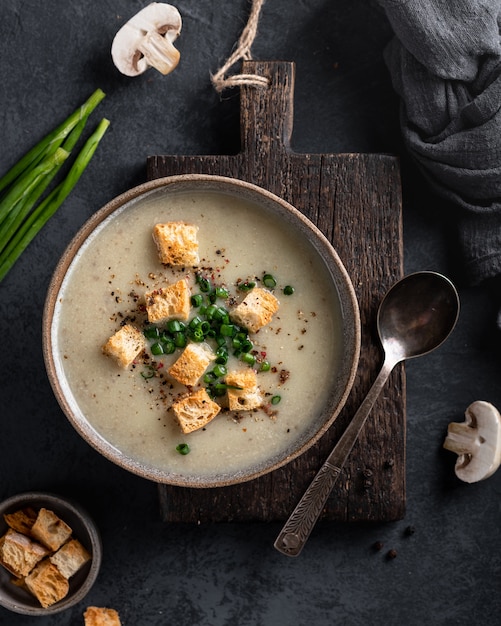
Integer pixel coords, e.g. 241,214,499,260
443,422,477,456
137,30,180,75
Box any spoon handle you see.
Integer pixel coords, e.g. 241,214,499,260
274,359,395,557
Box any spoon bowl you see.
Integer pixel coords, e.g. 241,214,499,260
275,271,460,556
378,271,460,363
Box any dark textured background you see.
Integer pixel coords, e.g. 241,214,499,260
0,1,500,624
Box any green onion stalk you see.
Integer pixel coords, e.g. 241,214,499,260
0,89,108,283
0,89,105,196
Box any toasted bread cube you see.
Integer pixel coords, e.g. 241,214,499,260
0,529,49,578
226,369,263,411
230,287,279,333
30,508,72,552
50,538,91,579
152,221,199,266
102,324,145,368
172,388,221,433
145,279,191,324
25,559,69,608
84,606,122,626
3,507,37,534
168,342,215,387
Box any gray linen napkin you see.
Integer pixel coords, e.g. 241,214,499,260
376,0,501,286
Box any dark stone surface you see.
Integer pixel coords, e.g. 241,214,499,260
0,1,499,624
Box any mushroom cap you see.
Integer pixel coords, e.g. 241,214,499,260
111,3,182,77
444,400,501,483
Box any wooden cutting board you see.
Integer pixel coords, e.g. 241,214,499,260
148,61,405,523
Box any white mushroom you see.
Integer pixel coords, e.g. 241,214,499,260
111,3,182,77
443,400,501,483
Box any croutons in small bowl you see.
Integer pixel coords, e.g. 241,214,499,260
0,492,102,616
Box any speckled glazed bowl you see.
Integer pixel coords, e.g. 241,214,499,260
0,492,102,616
43,174,360,487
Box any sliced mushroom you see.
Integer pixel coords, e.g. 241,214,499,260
111,3,182,77
443,400,501,483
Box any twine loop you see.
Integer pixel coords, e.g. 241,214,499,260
211,0,269,93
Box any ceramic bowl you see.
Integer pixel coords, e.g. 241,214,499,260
43,174,360,487
0,492,102,616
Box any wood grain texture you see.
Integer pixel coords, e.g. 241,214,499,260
148,61,405,523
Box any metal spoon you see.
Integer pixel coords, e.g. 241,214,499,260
274,271,460,557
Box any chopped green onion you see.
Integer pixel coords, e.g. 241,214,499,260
232,337,242,351
199,321,211,335
215,286,229,299
207,290,217,304
215,335,227,347
240,339,253,353
205,304,218,320
191,294,203,307
220,323,235,337
241,352,256,366
283,285,295,295
189,316,203,329
215,348,228,365
209,383,229,397
260,360,271,372
196,274,211,292
144,326,160,339
176,443,190,455
163,340,176,354
204,371,218,384
238,280,256,291
191,328,204,342
173,332,187,348
151,342,164,355
263,273,277,288
167,319,184,333
141,367,155,379
213,306,228,322
212,364,227,378
271,395,281,405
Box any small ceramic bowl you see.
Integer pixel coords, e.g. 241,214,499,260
0,492,102,616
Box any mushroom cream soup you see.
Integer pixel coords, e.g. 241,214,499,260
52,187,344,482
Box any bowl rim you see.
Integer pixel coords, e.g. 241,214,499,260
42,174,361,487
0,491,102,616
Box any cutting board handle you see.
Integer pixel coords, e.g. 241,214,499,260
240,61,294,157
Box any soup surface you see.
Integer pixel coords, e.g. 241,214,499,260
52,185,344,483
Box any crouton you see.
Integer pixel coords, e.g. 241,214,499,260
145,278,191,324
30,508,72,552
25,559,69,608
230,287,279,333
226,369,263,411
49,538,91,579
102,324,145,368
172,388,221,433
152,221,199,266
3,506,37,534
0,529,49,578
168,342,215,387
84,606,122,626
